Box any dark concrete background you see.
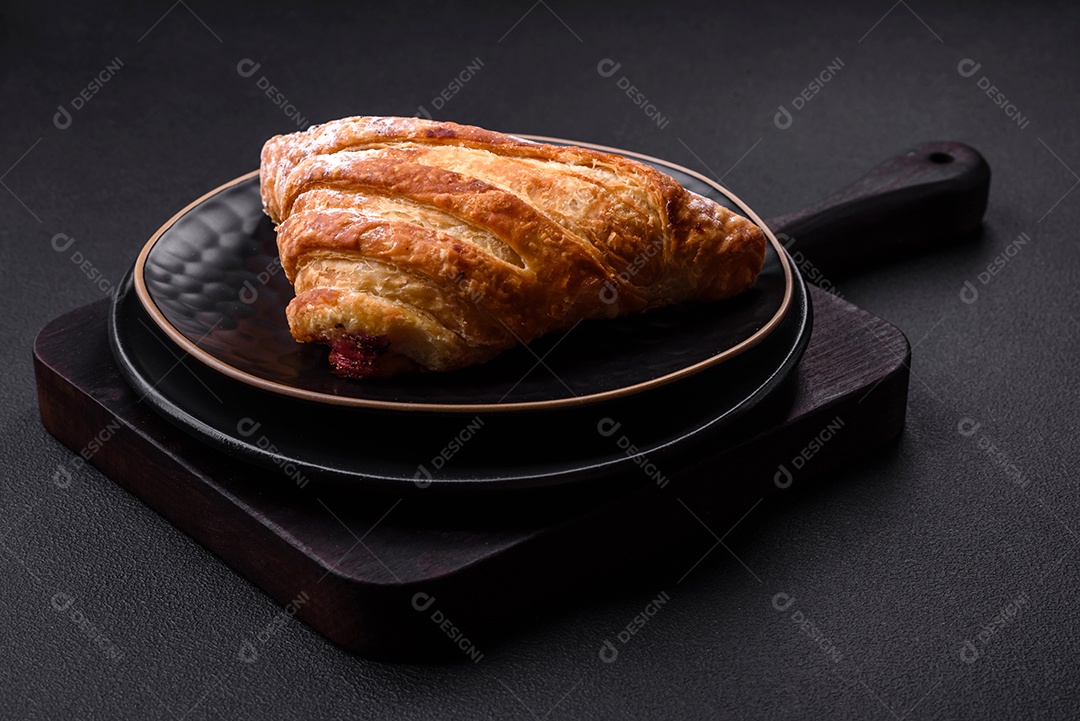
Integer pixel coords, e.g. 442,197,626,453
2,1,1078,718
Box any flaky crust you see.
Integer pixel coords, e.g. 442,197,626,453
259,116,766,378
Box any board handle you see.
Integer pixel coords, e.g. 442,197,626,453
763,141,991,279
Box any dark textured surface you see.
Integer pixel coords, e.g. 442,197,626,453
3,1,1078,719
136,156,791,409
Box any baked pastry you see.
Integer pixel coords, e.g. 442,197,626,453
260,116,766,378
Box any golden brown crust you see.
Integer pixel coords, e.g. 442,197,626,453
260,116,766,378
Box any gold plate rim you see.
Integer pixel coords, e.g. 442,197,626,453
132,135,794,413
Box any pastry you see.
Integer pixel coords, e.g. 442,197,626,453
259,116,766,379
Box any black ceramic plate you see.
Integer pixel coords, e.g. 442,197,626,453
108,260,811,494
132,137,793,412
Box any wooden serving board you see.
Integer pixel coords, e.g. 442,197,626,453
34,285,908,661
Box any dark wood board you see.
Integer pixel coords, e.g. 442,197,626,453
34,286,909,661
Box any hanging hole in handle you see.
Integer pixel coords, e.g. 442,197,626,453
929,152,954,164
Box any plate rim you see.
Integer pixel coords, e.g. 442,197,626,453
111,264,811,493
132,135,794,413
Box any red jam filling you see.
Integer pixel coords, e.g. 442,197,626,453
325,333,391,379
